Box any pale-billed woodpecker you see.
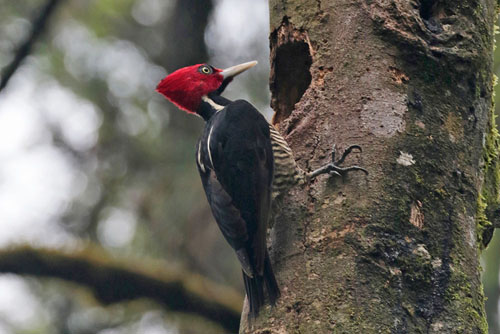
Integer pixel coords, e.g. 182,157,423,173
156,61,367,318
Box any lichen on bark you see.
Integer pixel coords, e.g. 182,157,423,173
478,73,500,246
241,0,497,333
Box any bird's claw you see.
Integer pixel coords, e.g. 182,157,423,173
307,144,368,180
327,164,369,177
329,144,367,176
333,144,362,166
329,170,342,177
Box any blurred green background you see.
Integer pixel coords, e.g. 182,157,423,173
0,0,499,333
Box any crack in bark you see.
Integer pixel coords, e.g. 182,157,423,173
315,0,322,13
300,135,322,255
366,0,489,64
305,135,321,172
423,200,454,333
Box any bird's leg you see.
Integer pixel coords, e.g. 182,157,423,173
306,144,368,181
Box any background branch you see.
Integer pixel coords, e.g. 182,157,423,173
0,0,62,92
0,245,242,332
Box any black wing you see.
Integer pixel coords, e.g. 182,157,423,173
197,100,273,277
198,166,255,276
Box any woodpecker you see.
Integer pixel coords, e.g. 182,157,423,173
156,60,366,317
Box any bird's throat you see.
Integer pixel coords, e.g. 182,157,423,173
197,94,230,121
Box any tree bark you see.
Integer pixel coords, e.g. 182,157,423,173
241,0,497,332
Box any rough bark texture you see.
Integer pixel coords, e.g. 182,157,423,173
241,0,498,333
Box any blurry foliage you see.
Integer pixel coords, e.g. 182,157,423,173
482,18,500,334
0,0,273,332
42,0,233,281
0,245,242,331
483,231,500,334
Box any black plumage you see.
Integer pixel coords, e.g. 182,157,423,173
196,97,279,317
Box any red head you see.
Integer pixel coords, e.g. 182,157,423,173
156,61,257,114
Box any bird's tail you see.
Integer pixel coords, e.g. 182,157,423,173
242,250,280,318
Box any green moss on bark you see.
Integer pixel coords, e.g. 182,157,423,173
477,74,500,246
244,1,497,333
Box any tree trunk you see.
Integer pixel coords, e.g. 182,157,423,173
241,0,498,332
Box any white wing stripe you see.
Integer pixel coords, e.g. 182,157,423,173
197,145,206,172
207,125,215,169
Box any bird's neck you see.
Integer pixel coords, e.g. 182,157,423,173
197,93,231,121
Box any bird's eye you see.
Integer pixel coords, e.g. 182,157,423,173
199,65,213,75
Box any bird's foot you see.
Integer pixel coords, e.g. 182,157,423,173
307,144,368,180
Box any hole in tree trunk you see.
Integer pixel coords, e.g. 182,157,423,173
419,0,443,33
419,0,435,20
270,39,312,125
